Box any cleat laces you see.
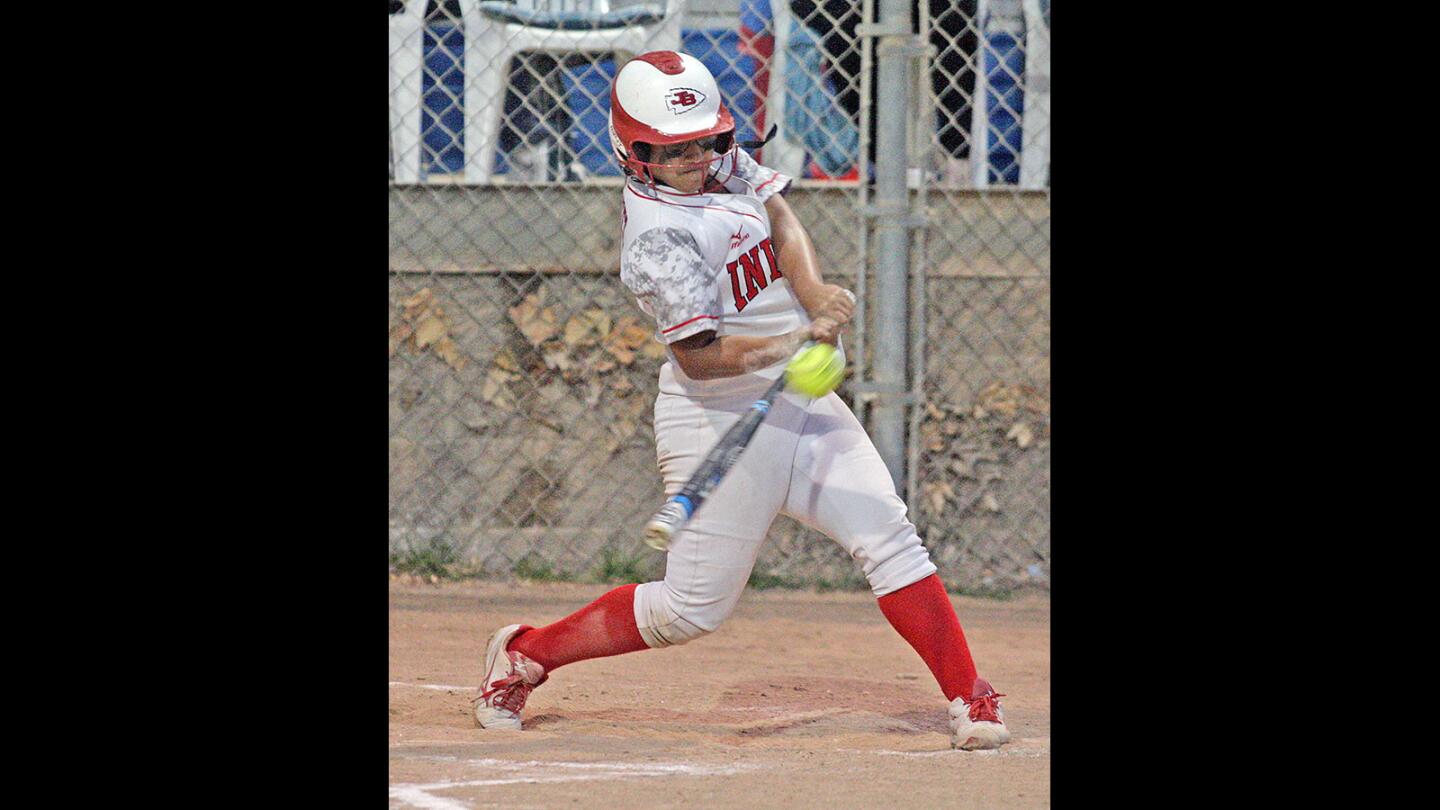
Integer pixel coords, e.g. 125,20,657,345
967,688,1006,724
473,651,546,715
479,674,536,714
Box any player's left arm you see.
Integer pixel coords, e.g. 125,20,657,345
765,192,855,341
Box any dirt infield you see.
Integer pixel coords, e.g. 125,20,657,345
389,580,1051,808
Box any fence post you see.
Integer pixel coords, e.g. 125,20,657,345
862,0,924,493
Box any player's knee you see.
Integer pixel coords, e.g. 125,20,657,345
861,524,938,597
632,581,724,648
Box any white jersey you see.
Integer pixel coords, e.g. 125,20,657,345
620,148,839,396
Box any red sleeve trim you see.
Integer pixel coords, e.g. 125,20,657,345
661,314,719,334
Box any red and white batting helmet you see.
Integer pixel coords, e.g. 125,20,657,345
609,51,736,181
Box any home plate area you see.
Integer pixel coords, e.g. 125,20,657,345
389,580,1050,808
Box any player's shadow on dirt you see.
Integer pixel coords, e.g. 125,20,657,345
524,708,946,737
522,676,948,736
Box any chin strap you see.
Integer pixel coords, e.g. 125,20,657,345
739,125,778,151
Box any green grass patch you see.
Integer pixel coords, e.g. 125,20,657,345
813,571,869,593
745,569,869,591
390,539,461,579
512,554,573,582
590,545,653,584
950,583,1017,601
745,570,799,590
743,569,1028,597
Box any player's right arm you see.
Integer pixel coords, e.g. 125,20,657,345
764,192,855,343
669,328,809,380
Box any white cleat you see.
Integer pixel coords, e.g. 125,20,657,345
949,677,1011,750
472,624,547,730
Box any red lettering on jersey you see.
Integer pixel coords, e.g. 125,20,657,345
728,240,780,313
738,247,767,301
726,260,747,312
759,237,781,281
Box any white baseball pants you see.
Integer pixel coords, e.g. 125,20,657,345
633,387,938,648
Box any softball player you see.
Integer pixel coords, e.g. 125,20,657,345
474,51,1009,751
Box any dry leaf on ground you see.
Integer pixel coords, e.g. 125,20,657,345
389,321,414,358
563,309,612,347
480,368,516,408
493,350,519,372
508,294,559,347
611,320,651,349
922,481,954,515
402,288,435,320
414,315,447,349
540,340,573,372
434,337,467,371
603,318,654,366
976,382,1025,417
605,343,636,365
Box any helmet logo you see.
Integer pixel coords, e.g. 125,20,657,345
664,88,707,115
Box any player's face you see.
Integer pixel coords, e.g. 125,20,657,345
649,135,718,192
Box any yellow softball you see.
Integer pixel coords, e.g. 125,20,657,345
785,342,844,398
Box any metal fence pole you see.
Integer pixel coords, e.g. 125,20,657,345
852,0,874,432
866,0,917,492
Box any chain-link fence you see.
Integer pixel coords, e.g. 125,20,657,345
389,0,1050,594
906,0,1050,594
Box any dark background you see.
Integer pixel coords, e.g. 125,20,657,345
152,2,1291,800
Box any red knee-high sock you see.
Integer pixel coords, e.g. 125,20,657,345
507,584,650,674
876,573,978,702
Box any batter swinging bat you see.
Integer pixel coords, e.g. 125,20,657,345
641,357,797,551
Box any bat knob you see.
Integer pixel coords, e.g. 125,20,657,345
642,499,690,551
641,522,673,551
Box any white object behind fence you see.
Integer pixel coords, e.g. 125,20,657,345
459,0,686,183
968,0,1049,189
389,1,430,184
1019,0,1049,190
